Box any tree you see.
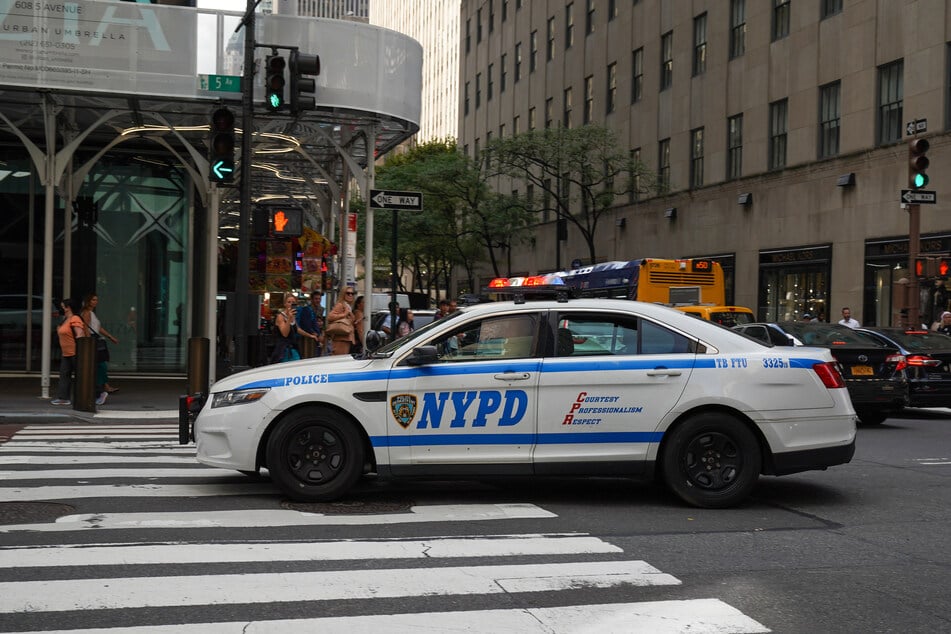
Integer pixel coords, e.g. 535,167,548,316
486,124,653,266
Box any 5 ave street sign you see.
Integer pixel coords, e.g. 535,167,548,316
198,74,242,93
906,118,928,136
369,189,423,210
901,189,937,204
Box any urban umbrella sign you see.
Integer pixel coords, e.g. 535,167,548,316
369,189,423,211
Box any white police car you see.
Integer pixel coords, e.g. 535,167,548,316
180,277,856,508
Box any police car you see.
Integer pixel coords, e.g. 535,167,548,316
180,276,856,508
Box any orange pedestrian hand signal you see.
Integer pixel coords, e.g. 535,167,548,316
274,210,290,232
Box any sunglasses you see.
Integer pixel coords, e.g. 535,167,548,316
344,292,355,296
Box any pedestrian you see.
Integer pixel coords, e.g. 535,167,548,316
82,293,119,405
296,290,324,357
51,298,87,406
434,299,450,319
326,287,357,355
837,307,860,329
269,294,303,363
352,295,366,354
380,299,400,337
800,313,813,322
397,307,415,337
936,311,951,335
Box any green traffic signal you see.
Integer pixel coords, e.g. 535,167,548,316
913,172,929,188
268,92,283,110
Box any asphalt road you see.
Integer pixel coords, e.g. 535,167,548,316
0,411,949,633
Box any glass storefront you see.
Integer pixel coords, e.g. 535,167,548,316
758,245,832,322
0,150,190,373
864,234,951,328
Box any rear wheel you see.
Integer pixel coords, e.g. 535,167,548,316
661,413,761,508
266,407,364,501
856,410,887,426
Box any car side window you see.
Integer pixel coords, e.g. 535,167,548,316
640,319,694,354
431,313,539,361
555,314,638,356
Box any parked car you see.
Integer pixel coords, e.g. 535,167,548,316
733,321,907,425
855,327,951,409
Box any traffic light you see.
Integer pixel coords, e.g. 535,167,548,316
289,50,320,114
269,206,303,238
264,54,287,111
915,257,929,280
909,138,930,189
939,258,951,278
73,196,98,227
208,108,235,183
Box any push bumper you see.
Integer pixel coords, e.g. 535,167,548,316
178,393,207,445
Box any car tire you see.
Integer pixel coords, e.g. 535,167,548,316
266,407,364,502
661,412,761,509
856,410,887,426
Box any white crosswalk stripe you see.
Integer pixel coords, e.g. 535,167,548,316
0,423,771,633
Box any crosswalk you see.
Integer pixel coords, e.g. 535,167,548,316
0,423,770,633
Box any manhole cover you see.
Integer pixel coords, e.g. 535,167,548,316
282,498,414,514
0,502,76,525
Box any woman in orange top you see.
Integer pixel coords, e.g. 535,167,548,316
52,298,87,405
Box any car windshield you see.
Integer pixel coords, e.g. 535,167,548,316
881,329,951,352
370,309,466,356
780,322,885,347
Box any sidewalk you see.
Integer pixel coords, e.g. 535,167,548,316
0,375,188,424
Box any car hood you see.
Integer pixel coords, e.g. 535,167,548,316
209,355,375,393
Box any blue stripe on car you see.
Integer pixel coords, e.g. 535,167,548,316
370,431,665,447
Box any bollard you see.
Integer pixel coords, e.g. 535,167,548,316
300,335,314,359
187,337,209,396
74,336,96,412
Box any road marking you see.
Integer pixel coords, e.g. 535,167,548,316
1,441,191,450
0,482,271,503
0,560,680,613
0,455,198,465
14,425,178,434
914,458,951,465
0,504,555,532
0,534,620,568
0,468,225,480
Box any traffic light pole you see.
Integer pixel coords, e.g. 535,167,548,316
907,203,921,329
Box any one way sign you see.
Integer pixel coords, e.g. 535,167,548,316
901,189,937,204
369,189,423,211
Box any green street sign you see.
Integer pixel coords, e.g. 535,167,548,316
198,74,242,93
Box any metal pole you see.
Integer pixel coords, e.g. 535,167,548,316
234,0,256,368
362,128,377,346
390,211,398,343
908,204,921,328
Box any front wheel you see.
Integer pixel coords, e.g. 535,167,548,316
661,413,761,508
265,407,364,502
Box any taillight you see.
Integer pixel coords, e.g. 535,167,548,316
888,353,908,372
906,354,941,367
813,362,845,388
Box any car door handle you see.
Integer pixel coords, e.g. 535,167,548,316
495,372,531,380
646,369,682,377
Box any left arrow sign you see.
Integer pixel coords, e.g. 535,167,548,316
212,160,234,182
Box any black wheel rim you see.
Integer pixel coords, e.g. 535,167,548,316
282,424,347,486
682,431,742,491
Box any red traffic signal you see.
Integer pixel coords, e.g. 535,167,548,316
915,258,929,279
939,258,951,278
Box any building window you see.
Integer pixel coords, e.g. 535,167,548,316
730,0,746,59
693,13,706,76
660,31,673,91
542,179,551,222
547,17,555,61
608,0,617,21
690,128,704,188
464,81,470,115
499,124,505,138
878,60,903,145
819,81,840,159
487,63,494,101
502,0,508,22
545,98,553,129
583,76,593,124
465,18,471,54
530,31,537,72
658,139,670,191
563,87,573,128
586,0,594,35
514,43,521,82
631,47,643,103
513,115,520,135
606,62,617,114
821,0,842,19
500,54,507,93
629,148,641,203
565,3,574,49
488,0,494,33
769,99,788,170
486,130,492,144
772,0,790,42
529,106,537,130
477,8,482,43
476,73,481,108
727,114,743,180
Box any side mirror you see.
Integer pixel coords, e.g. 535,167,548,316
406,345,439,366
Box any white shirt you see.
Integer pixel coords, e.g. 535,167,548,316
838,317,860,329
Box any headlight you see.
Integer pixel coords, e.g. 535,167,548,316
211,388,270,408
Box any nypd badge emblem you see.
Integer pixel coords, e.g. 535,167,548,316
390,394,417,428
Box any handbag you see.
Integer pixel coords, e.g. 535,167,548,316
92,332,110,363
325,318,353,338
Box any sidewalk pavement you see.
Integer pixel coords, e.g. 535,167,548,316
0,375,188,424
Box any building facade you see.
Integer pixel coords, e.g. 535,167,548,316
460,0,951,327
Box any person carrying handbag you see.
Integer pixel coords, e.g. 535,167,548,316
269,295,303,364
82,293,119,405
326,287,357,355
